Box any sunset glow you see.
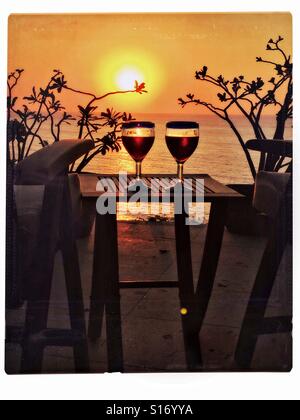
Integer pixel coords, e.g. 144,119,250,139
115,67,144,90
96,48,163,109
8,13,292,114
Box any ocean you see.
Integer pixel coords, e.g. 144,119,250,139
36,113,292,222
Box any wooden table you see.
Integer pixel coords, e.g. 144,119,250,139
81,174,243,372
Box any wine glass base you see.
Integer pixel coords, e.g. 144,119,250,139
127,178,149,190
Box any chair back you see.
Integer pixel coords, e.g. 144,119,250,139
7,140,94,308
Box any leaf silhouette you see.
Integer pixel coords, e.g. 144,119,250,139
50,75,67,92
135,81,147,94
217,93,227,102
196,66,208,79
202,66,208,77
186,93,194,100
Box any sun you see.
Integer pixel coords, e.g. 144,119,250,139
116,66,144,90
95,49,164,109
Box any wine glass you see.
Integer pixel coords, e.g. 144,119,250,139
165,121,199,183
122,121,155,180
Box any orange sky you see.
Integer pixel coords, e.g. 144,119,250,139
8,13,292,115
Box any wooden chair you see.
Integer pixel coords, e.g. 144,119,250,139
235,139,292,370
6,140,94,374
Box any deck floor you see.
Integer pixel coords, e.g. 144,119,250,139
6,221,292,373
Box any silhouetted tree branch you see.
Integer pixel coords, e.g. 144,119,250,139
178,36,292,179
7,69,146,171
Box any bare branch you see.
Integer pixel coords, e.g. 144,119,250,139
179,35,292,174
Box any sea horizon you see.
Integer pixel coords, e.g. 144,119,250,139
37,113,292,186
34,112,292,222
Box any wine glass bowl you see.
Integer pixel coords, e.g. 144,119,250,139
122,121,155,180
165,121,199,182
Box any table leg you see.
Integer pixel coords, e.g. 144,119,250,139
175,213,203,371
195,200,228,330
88,212,123,372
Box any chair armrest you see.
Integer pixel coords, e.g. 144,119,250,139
246,139,292,158
15,139,94,185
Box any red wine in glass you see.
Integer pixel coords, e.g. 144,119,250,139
122,121,155,180
165,121,199,181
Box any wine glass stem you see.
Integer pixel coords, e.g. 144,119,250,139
177,162,184,182
136,161,142,180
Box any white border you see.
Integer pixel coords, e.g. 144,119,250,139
1,0,299,401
